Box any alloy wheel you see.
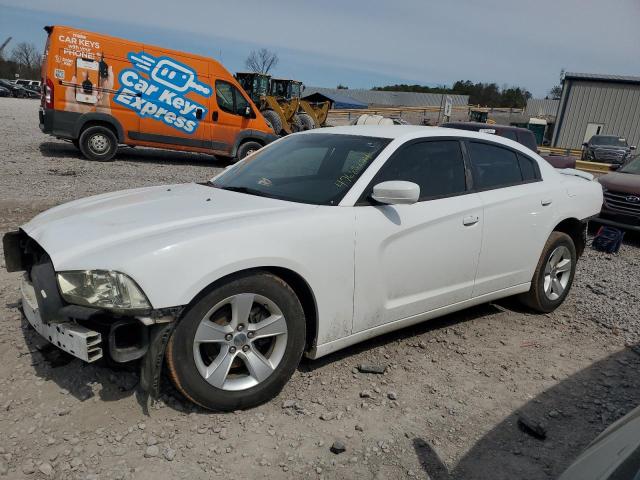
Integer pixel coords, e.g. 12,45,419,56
543,246,572,301
192,293,288,391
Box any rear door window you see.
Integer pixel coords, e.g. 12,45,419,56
467,141,523,190
517,153,540,182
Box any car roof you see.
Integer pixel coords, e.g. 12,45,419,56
442,121,531,133
301,125,550,162
303,125,532,147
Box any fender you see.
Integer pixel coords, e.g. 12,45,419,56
73,112,125,142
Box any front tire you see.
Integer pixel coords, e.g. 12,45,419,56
166,272,306,411
79,125,118,161
235,141,262,162
262,110,283,136
519,232,577,313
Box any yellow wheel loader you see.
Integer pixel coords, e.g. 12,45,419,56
235,73,329,135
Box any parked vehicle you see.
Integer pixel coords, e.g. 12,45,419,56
558,403,640,480
0,79,29,98
442,121,538,152
3,126,603,411
442,121,577,169
582,135,636,165
15,79,41,88
0,85,10,97
235,73,329,135
595,156,640,231
40,25,277,162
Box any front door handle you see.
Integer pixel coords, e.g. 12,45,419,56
212,111,219,122
463,215,480,226
541,199,553,206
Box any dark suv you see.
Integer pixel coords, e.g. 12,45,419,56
441,122,538,152
441,122,576,169
582,135,636,165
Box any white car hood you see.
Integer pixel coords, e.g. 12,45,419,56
22,183,308,267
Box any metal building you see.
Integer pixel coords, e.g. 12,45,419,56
303,87,469,108
552,72,640,149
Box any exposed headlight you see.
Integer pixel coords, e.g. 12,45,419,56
57,270,151,311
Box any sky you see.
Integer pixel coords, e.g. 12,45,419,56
1,1,639,97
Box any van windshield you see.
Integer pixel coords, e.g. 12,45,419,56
210,133,390,205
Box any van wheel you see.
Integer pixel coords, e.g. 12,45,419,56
165,272,306,411
518,232,577,313
262,110,282,136
236,141,262,161
79,126,118,162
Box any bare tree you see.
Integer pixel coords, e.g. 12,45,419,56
11,42,41,71
245,49,279,74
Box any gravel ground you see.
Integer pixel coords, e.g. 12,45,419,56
0,97,639,479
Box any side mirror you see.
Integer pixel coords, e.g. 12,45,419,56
371,181,420,205
631,145,637,150
582,142,588,147
241,106,252,118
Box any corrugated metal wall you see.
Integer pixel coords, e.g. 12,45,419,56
525,98,559,119
553,80,640,148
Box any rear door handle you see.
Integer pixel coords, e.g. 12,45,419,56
541,199,553,206
212,111,219,122
463,215,480,226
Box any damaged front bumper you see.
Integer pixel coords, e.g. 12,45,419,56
21,275,104,362
4,230,182,399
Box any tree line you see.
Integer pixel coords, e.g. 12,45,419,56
0,41,42,81
372,80,533,108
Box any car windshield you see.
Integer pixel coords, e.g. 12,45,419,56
619,158,640,175
592,136,627,147
210,133,391,205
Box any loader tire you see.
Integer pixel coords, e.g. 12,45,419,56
262,110,283,136
290,114,303,133
297,113,316,130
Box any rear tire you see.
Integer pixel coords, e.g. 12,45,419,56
79,125,118,161
518,232,577,313
262,110,282,136
297,113,315,130
235,141,262,162
166,272,306,411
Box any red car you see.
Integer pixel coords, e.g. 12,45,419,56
595,156,640,232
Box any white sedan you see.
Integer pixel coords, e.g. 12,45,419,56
4,126,603,410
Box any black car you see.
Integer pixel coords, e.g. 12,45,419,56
582,135,636,165
0,79,29,98
0,85,10,97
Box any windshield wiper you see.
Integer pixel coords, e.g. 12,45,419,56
216,185,275,199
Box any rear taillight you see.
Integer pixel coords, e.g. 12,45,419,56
44,78,54,109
